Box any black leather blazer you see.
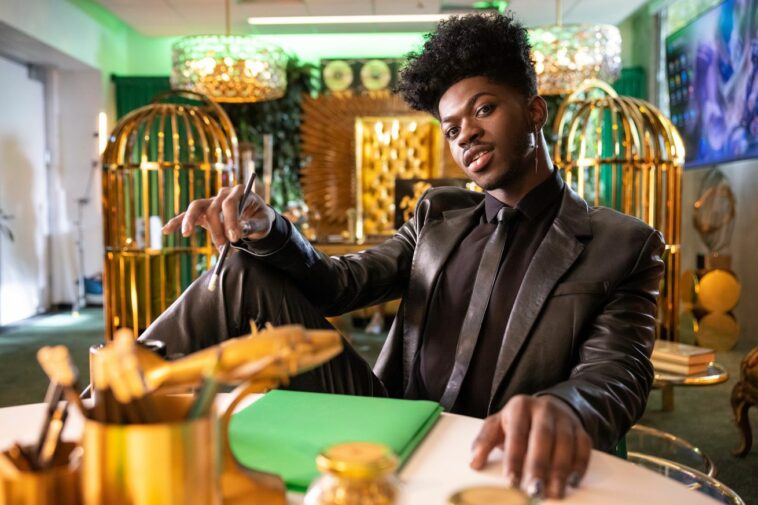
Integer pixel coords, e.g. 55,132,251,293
251,184,665,451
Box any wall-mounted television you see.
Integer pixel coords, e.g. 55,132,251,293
665,0,758,168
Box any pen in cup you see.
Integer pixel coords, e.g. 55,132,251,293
36,346,88,415
33,382,64,465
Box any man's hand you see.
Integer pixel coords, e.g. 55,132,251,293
162,185,275,248
470,395,592,499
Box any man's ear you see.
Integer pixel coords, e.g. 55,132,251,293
528,95,549,131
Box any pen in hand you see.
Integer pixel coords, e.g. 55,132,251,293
207,172,257,292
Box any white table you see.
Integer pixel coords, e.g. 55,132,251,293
0,399,719,505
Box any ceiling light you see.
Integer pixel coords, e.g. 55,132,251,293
529,0,622,95
247,14,450,26
172,0,288,103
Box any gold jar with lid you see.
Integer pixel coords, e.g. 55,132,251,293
304,442,399,505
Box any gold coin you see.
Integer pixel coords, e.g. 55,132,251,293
448,486,531,505
696,312,740,351
697,269,741,312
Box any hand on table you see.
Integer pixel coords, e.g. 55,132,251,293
161,185,275,249
470,395,592,499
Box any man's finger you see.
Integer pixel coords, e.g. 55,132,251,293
569,429,592,488
470,415,504,470
222,185,245,243
502,396,531,488
207,187,230,247
162,213,185,234
522,403,554,499
547,416,575,499
181,199,210,237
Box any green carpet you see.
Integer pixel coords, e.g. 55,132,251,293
0,308,102,407
640,338,758,504
1,309,756,503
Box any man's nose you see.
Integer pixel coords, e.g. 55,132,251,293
457,121,482,148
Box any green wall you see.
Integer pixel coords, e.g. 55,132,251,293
0,0,153,116
0,0,130,74
618,4,655,74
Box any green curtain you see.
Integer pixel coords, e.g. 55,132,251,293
595,66,647,210
112,75,171,118
111,75,196,303
613,66,647,100
111,75,172,246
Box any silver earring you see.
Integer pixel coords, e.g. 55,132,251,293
534,127,539,174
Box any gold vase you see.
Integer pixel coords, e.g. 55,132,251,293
0,442,80,505
81,397,220,505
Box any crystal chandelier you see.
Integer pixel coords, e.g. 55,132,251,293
528,0,621,95
171,0,288,103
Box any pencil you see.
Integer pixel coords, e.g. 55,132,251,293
208,172,257,292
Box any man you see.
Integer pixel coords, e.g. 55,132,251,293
149,12,664,500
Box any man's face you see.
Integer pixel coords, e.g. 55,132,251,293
438,76,534,192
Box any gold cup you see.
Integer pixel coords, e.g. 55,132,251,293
81,396,221,505
0,442,81,505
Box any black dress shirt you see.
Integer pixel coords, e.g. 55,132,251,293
412,169,565,418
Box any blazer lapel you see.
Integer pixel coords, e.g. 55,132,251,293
402,202,483,391
488,188,592,409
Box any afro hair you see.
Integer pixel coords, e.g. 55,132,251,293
396,12,537,117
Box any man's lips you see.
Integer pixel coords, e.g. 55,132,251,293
463,144,494,168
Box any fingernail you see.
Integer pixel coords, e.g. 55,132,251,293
227,230,238,243
504,472,519,488
549,480,565,499
527,479,544,499
469,449,481,468
568,472,581,488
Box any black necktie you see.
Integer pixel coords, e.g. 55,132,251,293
439,206,518,410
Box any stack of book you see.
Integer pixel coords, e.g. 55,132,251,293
652,340,716,375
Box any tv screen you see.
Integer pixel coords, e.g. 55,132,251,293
665,0,758,168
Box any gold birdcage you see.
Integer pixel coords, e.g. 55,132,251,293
553,80,684,340
101,90,238,339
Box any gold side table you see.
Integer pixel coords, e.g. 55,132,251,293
654,362,729,412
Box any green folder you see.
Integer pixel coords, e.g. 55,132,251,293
228,390,443,492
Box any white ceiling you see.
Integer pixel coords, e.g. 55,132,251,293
91,0,650,36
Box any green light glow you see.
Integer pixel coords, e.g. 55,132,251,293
472,1,509,13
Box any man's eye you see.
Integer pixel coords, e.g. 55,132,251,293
476,104,493,116
445,127,459,139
